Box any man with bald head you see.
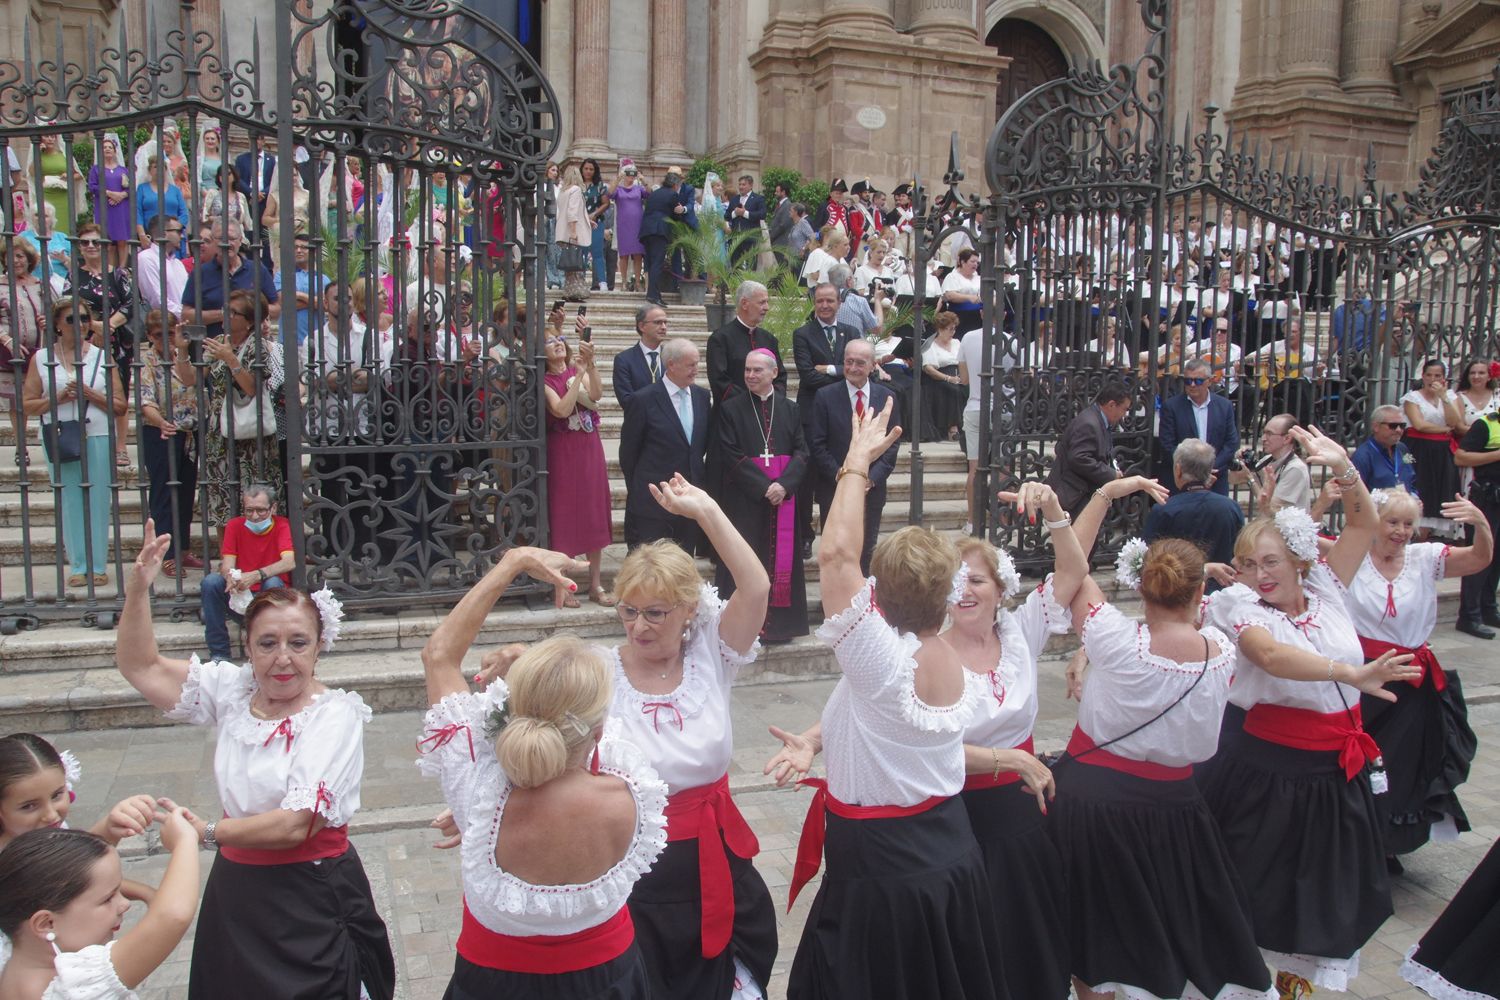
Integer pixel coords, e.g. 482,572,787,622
619,337,712,549
809,338,900,573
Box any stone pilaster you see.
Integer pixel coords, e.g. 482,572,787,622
908,0,974,39
571,0,612,156
1276,0,1343,91
1340,0,1401,100
649,0,690,162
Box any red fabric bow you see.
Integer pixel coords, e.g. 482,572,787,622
263,718,295,753
306,782,333,838
641,702,684,733
417,722,476,761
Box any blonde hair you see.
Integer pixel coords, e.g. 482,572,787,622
871,526,959,633
494,637,610,789
1233,517,1312,577
614,540,701,609
1373,485,1421,521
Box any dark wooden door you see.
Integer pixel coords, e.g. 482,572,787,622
987,18,1070,124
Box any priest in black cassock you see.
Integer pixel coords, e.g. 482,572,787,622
713,348,810,641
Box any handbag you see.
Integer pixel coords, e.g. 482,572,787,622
41,349,102,465
218,348,278,439
557,242,588,272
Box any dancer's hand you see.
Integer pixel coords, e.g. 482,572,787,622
764,725,818,787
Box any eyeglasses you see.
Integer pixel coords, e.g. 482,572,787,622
1381,421,1407,430
1184,378,1208,386
241,505,272,517
616,601,683,625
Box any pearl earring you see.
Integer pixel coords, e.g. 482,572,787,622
45,931,56,943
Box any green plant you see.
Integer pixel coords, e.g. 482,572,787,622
685,156,728,191
752,261,813,358
761,166,802,201
793,179,830,212
668,221,765,306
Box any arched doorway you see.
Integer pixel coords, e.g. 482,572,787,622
987,17,1069,123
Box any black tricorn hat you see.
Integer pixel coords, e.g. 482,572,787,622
830,177,848,192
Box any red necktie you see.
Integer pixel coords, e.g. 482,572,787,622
855,389,865,419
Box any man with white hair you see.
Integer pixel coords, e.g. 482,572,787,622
1351,404,1417,493
706,278,785,404
182,217,280,338
1143,439,1245,587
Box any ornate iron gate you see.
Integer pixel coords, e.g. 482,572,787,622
0,0,558,629
975,0,1500,571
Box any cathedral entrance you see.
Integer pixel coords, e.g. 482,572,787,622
987,17,1070,125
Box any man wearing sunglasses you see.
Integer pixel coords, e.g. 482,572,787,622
1157,357,1238,496
1351,405,1416,493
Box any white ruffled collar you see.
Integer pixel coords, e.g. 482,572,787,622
607,644,715,722
459,726,668,920
192,656,372,748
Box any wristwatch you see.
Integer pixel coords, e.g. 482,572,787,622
202,821,219,850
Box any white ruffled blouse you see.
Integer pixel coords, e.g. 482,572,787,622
165,657,372,826
0,936,135,1000
1345,543,1446,650
961,579,1071,752
605,583,760,794
1204,560,1366,714
1075,603,1236,767
818,579,978,807
416,686,668,937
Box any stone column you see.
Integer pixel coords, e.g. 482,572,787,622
572,0,612,156
1276,0,1342,91
649,0,690,160
820,0,892,33
1340,0,1401,100
908,0,974,38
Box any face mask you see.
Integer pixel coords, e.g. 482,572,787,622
245,517,273,535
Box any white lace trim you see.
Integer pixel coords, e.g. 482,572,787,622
58,749,82,792
163,654,239,723
1085,979,1275,1000
417,685,508,778
50,940,135,999
460,734,668,923
988,612,1024,702
220,686,372,748
1032,575,1073,636
1400,946,1495,1000
695,581,763,674
0,933,9,974
1261,947,1359,992
817,579,977,734
281,783,352,827
608,644,716,722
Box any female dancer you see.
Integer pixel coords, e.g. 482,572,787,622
116,519,396,1000
0,815,200,999
781,406,1047,1000
1401,838,1500,999
1202,426,1422,998
418,545,668,999
603,475,774,1000
1345,486,1487,862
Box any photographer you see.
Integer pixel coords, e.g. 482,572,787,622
830,262,883,339
1230,412,1310,512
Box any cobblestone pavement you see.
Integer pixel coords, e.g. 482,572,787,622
63,629,1500,1000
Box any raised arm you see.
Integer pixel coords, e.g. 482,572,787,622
818,404,902,615
649,473,769,655
1293,426,1370,586
110,807,200,989
999,482,1088,607
1440,495,1495,578
117,520,195,711
1070,475,1170,556
420,547,589,704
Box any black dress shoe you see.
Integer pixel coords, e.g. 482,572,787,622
801,538,814,561
1482,610,1500,628
1456,619,1495,639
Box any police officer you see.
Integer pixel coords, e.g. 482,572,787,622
1455,409,1500,637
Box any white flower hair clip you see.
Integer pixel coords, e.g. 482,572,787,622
310,586,345,652
1115,537,1149,592
1273,505,1321,562
993,547,1022,599
948,563,969,605
1369,488,1392,508
59,749,82,792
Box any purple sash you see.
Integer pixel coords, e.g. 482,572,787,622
761,454,795,607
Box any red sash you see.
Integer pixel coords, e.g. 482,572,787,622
1243,703,1381,781
1066,728,1193,781
1359,635,1445,691
1405,428,1458,454
787,778,947,910
457,903,634,974
219,824,349,865
962,737,1036,790
663,775,760,959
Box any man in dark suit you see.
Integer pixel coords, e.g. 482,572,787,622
1143,439,1245,590
724,174,766,267
1157,357,1239,495
638,168,684,307
233,134,276,224
669,171,698,284
1045,380,1130,519
619,337,711,550
809,338,900,574
767,181,794,261
793,282,861,555
612,303,669,406
706,280,785,405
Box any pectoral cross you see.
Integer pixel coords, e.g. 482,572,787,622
760,449,774,465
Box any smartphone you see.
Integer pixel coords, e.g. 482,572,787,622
551,300,564,314
577,304,588,318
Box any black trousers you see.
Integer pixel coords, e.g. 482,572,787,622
139,424,196,561
624,509,701,554
1459,482,1500,621
643,234,668,303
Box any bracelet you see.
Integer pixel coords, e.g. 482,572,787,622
1093,488,1111,503
202,821,219,850
1043,514,1072,530
1334,464,1359,486
836,467,869,483
990,747,1003,781
1326,658,1336,682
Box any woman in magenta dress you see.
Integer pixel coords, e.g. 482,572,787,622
86,133,132,268
613,159,646,291
543,328,616,608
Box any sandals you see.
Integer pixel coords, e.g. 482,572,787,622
115,450,131,468
590,587,617,608
561,591,581,609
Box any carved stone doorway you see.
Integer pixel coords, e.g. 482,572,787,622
986,17,1070,124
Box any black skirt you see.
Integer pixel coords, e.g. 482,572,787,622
1402,839,1500,1000
921,364,968,442
961,783,1071,1000
1200,729,1393,978
787,795,1008,1000
1406,435,1459,520
627,836,778,1000
188,847,396,1000
1362,670,1476,856
1047,758,1272,999
444,947,651,1000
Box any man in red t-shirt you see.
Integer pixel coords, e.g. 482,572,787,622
201,484,297,661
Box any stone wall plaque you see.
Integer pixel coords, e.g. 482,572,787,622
856,105,888,130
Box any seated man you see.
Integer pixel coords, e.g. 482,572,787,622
1143,439,1245,591
201,483,296,661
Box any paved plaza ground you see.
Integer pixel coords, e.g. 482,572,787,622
64,624,1500,1000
